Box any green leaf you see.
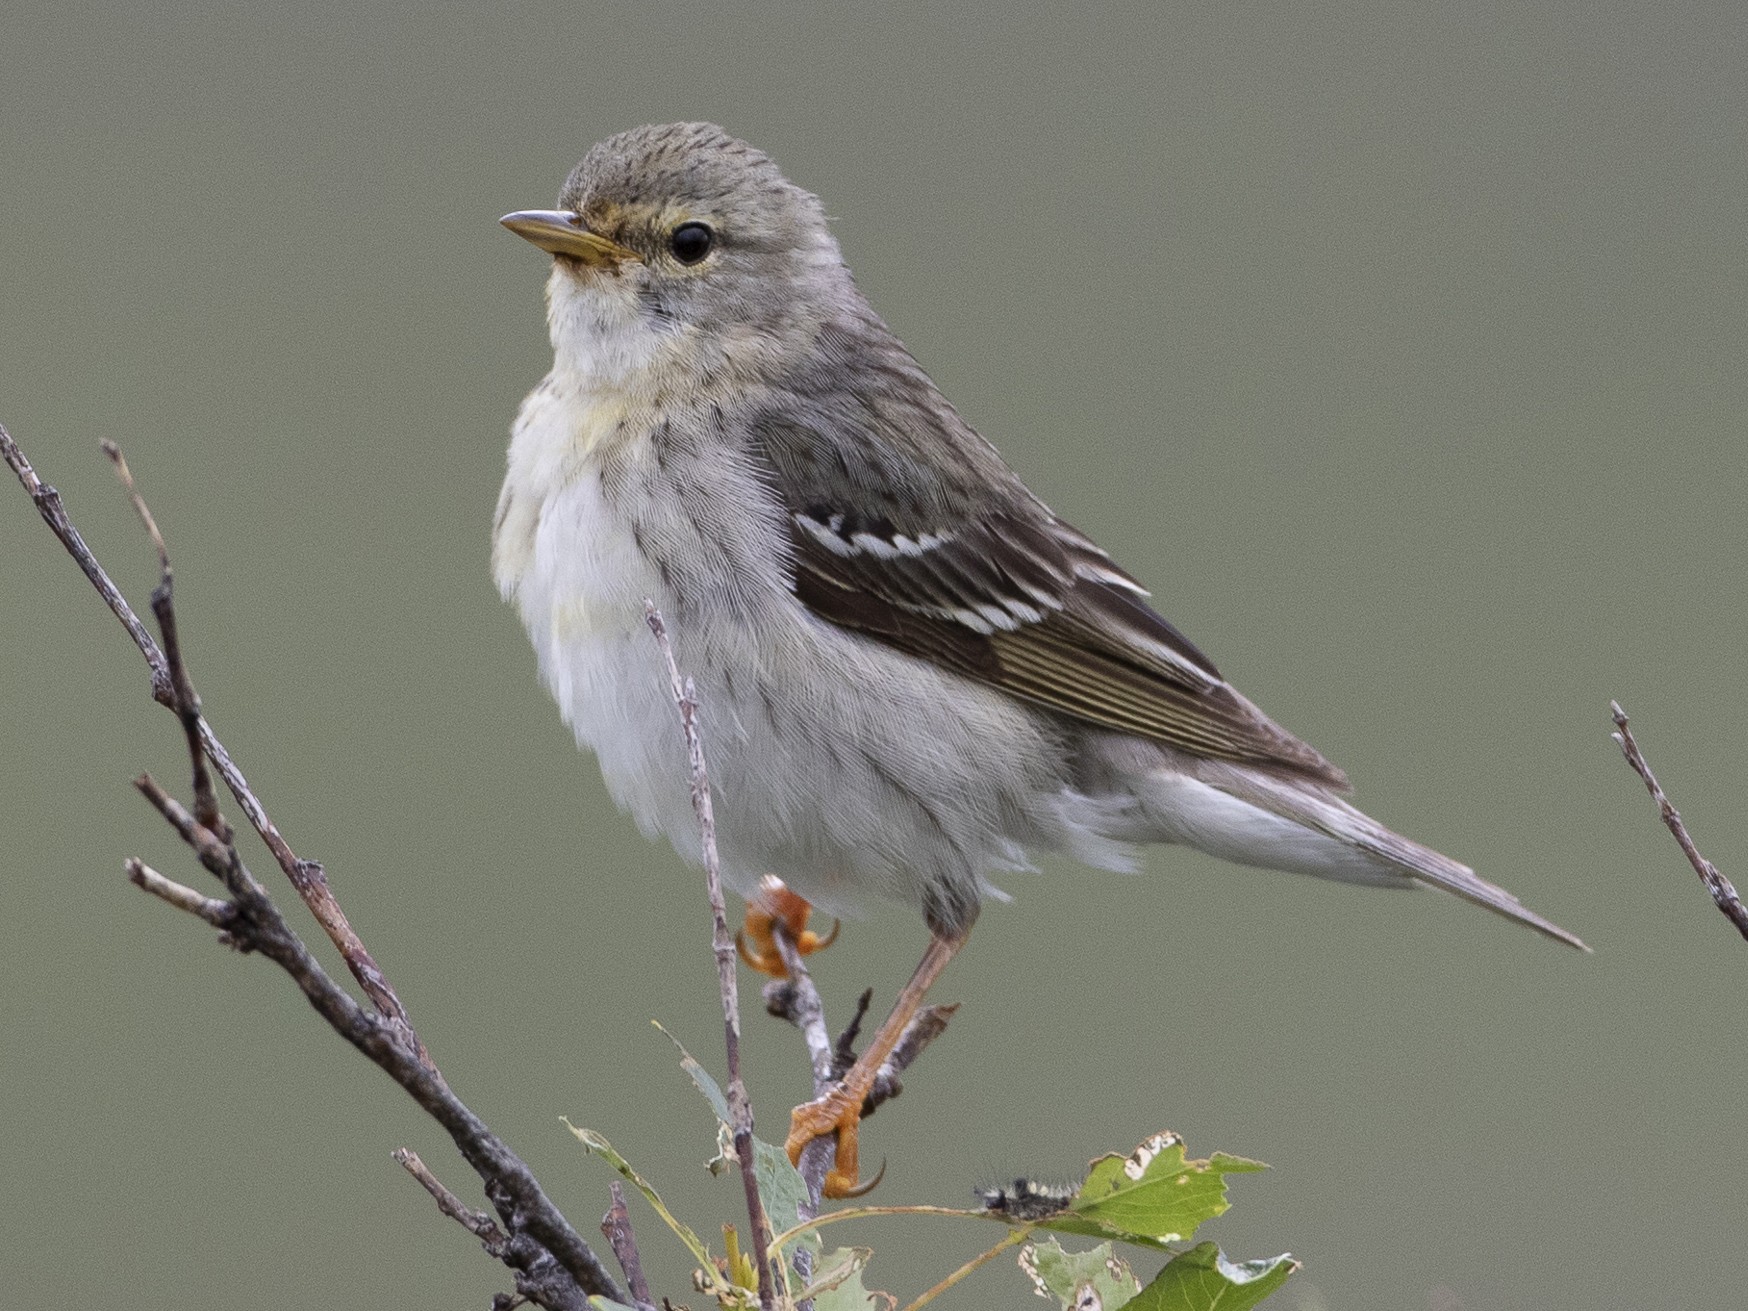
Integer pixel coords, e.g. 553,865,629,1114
587,1299,641,1311
653,1022,814,1237
1039,1133,1265,1249
756,1137,814,1238
654,1020,732,1122
1126,1242,1297,1311
563,1119,715,1271
1020,1237,1142,1310
652,1021,737,1174
797,1246,880,1309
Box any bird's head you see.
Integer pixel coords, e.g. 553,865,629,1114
502,122,848,393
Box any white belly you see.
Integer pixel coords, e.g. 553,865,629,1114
492,375,1134,924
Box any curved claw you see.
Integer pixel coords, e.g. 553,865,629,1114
735,928,780,975
787,1083,889,1199
736,877,841,979
833,1156,886,1199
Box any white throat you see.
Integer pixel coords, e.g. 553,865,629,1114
545,266,686,399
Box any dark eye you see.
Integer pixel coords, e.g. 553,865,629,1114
669,221,714,264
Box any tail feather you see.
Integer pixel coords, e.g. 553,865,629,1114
1208,765,1590,952
1331,801,1589,951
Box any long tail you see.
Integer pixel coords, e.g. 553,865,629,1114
1205,764,1590,952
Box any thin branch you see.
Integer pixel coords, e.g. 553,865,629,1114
136,735,625,1309
394,1148,510,1254
96,439,170,571
134,773,260,891
1611,702,1748,943
1,425,168,699
767,932,837,1098
124,857,232,927
645,603,777,1311
765,924,838,1311
763,921,952,1311
600,1182,658,1311
101,439,229,842
0,423,419,1048
392,1152,587,1311
769,1204,1007,1253
866,1004,958,1118
901,1228,1030,1311
4,424,626,1309
767,934,955,1127
829,989,874,1085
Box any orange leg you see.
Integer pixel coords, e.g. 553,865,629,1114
785,929,968,1198
736,875,839,978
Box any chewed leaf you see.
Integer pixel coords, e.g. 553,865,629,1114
796,1246,876,1307
1038,1133,1265,1249
563,1119,714,1270
1124,1242,1297,1311
1020,1236,1142,1310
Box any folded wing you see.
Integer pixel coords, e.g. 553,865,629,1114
784,498,1350,790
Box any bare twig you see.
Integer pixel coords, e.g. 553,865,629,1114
394,1148,510,1253
136,748,621,1309
902,1228,1030,1311
830,989,874,1084
763,934,950,1311
102,439,229,843
1,426,167,696
761,929,834,1309
600,1182,658,1311
866,1004,958,1117
124,857,232,927
97,439,170,571
1,423,419,1050
392,1151,584,1311
1611,702,1748,943
645,602,777,1311
768,935,955,1127
767,933,838,1098
3,424,626,1310
134,773,261,891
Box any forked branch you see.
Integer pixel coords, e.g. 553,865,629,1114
3,424,416,1047
5,416,969,1310
1,422,625,1310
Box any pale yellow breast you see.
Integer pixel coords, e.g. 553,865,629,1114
491,371,646,598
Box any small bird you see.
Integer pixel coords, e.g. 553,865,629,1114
494,123,1584,1196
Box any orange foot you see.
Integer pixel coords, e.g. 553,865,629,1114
785,930,966,1199
736,875,839,978
785,1081,886,1199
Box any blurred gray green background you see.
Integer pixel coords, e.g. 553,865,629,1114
3,3,1743,1308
